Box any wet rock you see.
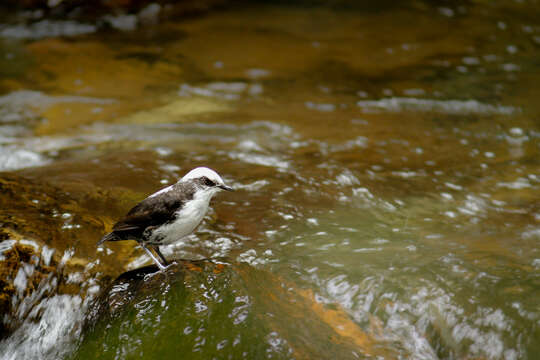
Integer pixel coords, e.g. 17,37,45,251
0,170,142,272
0,172,135,341
0,174,71,251
79,259,389,359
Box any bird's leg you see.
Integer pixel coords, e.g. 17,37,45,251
141,243,167,271
152,245,169,266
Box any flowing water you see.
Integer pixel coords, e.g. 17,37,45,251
0,2,539,359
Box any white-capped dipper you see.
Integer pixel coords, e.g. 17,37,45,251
98,167,234,270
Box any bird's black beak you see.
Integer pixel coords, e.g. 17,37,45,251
219,184,234,192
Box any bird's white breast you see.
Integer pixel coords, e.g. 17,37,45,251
149,191,211,245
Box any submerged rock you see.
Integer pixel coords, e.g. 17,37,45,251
79,259,389,359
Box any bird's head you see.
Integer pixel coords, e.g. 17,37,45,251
181,167,234,196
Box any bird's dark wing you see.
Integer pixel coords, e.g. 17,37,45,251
101,183,195,243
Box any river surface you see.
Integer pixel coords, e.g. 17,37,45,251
0,2,539,359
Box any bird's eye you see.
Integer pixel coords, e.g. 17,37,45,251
202,177,215,187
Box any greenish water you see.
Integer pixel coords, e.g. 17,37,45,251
1,2,539,359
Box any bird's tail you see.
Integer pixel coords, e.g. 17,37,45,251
98,232,118,246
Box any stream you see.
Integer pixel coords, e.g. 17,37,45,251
0,2,539,359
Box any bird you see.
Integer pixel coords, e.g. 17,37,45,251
98,167,234,270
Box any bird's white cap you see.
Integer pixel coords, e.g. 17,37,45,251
180,167,233,191
181,167,222,182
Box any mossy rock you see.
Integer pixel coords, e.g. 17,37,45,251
77,259,393,359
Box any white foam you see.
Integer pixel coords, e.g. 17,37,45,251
357,97,518,115
236,249,269,266
0,90,114,109
233,180,269,191
13,267,28,296
1,243,93,360
229,152,289,169
335,170,360,186
102,14,137,31
0,295,86,360
178,82,262,100
304,101,336,112
497,177,531,189
0,240,16,254
0,20,96,39
0,147,49,171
